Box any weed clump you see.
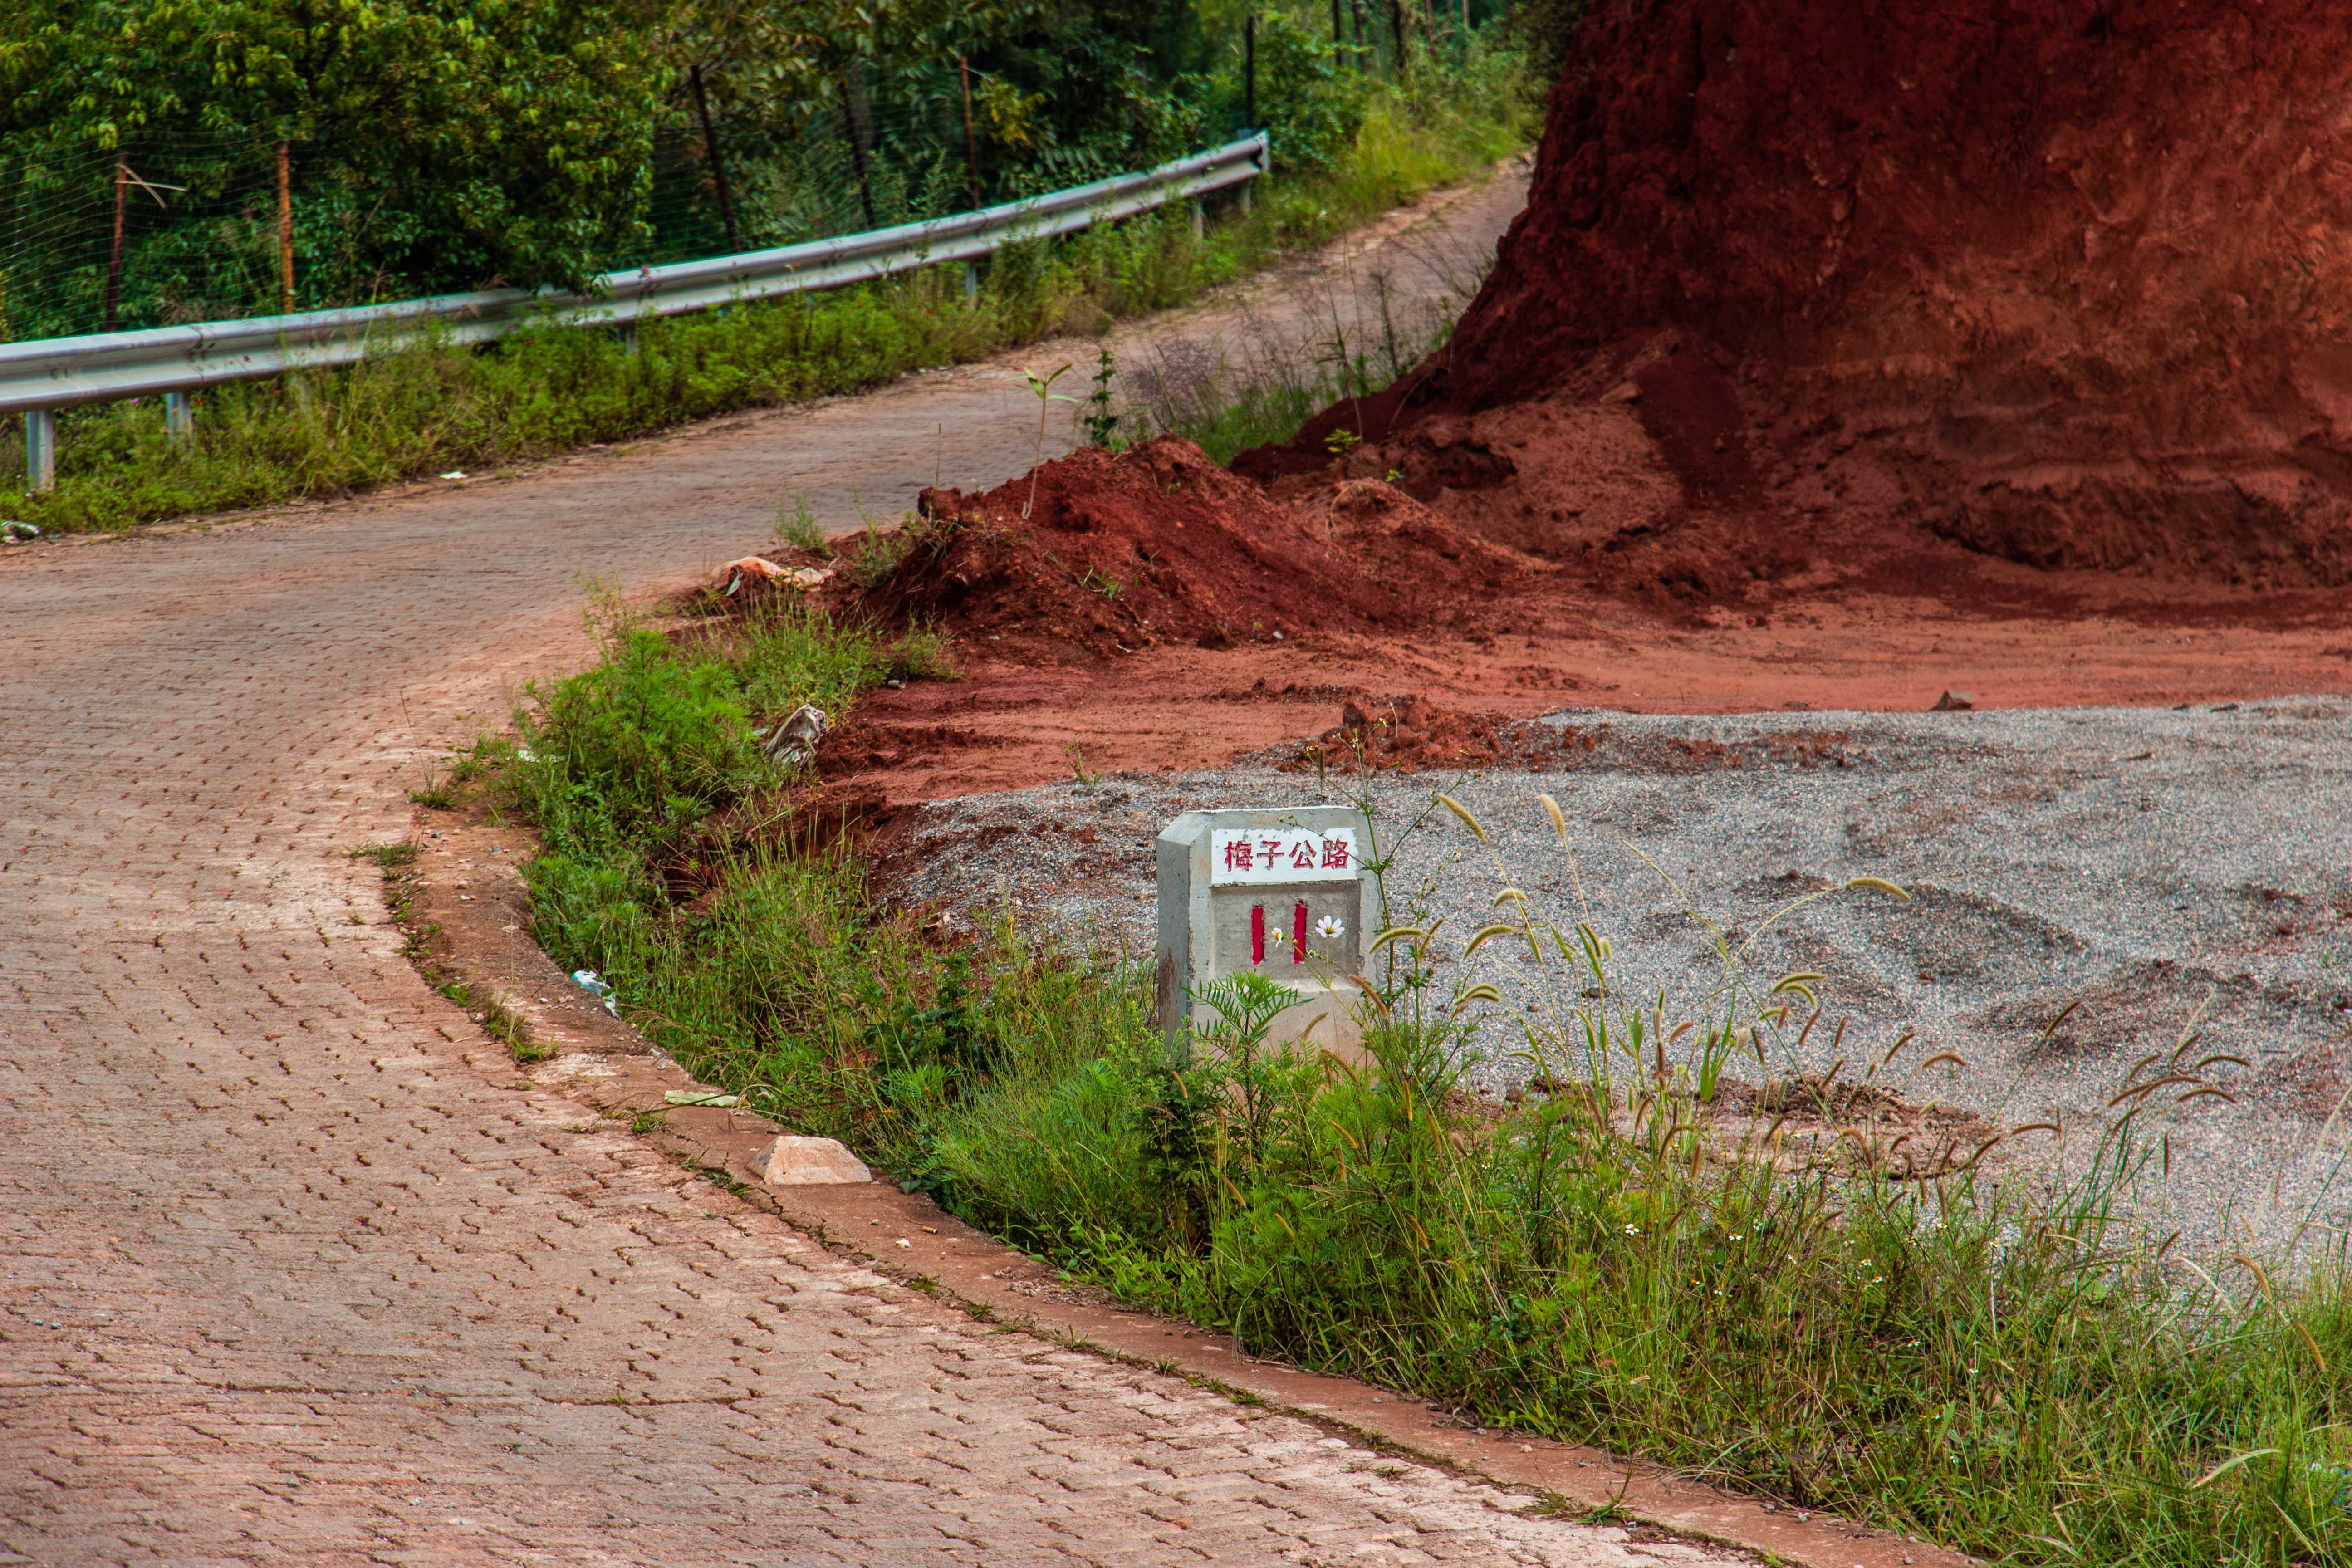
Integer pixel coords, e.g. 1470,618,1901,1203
774,497,829,554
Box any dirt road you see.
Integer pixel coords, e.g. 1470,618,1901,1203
0,174,1762,1566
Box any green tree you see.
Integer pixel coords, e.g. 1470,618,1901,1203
0,0,663,318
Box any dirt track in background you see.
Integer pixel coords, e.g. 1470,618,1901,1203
104,166,1526,585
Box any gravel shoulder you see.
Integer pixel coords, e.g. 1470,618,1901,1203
885,697,2352,1256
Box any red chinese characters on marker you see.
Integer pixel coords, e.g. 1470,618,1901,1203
1208,826,1358,886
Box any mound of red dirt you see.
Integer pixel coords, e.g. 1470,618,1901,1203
1416,0,2352,586
1294,695,1525,773
828,4,2352,692
851,436,1531,659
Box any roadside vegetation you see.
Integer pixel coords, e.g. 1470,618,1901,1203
2,0,1530,534
433,579,2352,1568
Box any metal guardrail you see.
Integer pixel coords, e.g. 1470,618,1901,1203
4,132,1267,491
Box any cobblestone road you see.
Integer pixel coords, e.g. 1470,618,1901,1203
2,176,1738,1566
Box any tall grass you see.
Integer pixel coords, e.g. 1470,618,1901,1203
5,64,1534,536
1129,252,1476,463
481,602,2352,1568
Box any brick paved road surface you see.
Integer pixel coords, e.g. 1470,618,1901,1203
1,176,1740,1566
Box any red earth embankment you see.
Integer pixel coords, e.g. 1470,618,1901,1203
1431,0,2352,586
735,0,2352,803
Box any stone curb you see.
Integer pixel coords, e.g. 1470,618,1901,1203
395,804,1975,1568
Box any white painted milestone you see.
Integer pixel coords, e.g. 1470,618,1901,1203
1156,806,1376,1061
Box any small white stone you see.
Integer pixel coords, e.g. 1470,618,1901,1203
763,1135,871,1187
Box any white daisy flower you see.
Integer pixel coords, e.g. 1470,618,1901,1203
1315,915,1345,940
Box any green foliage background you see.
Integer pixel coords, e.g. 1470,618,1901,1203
0,0,1532,340
0,15,1533,533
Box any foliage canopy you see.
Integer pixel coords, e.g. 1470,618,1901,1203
0,0,1473,336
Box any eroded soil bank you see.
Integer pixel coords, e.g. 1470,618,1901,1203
1431,0,2352,588
783,0,2352,798
752,432,2351,806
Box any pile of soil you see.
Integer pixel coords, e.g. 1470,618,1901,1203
1283,698,1877,776
852,437,1531,658
665,0,2352,811
1294,694,1527,772
1415,0,2352,587
828,1,2352,676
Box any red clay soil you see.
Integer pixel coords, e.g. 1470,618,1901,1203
862,438,1527,658
806,428,2352,803
776,0,2352,804
1425,0,2352,587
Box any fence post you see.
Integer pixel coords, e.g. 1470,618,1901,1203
276,141,296,314
958,55,983,211
106,154,128,333
25,409,56,492
840,72,878,230
688,63,741,252
1244,15,1258,134
165,392,193,445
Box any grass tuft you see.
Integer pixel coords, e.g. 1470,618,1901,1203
774,497,829,554
882,626,960,684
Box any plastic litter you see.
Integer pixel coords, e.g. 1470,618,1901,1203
663,1090,742,1107
1,520,39,541
753,704,828,768
439,470,467,480
718,556,832,596
570,969,619,1016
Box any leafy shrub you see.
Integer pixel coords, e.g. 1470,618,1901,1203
1250,15,1373,175
520,628,764,852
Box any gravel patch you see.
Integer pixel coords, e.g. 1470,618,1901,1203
887,698,2352,1254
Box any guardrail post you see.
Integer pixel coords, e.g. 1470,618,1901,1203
1191,198,1206,242
165,392,193,446
1238,180,1253,217
962,262,979,303
24,410,56,493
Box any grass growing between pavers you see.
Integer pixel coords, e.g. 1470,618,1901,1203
437,591,2352,1568
4,62,1530,536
